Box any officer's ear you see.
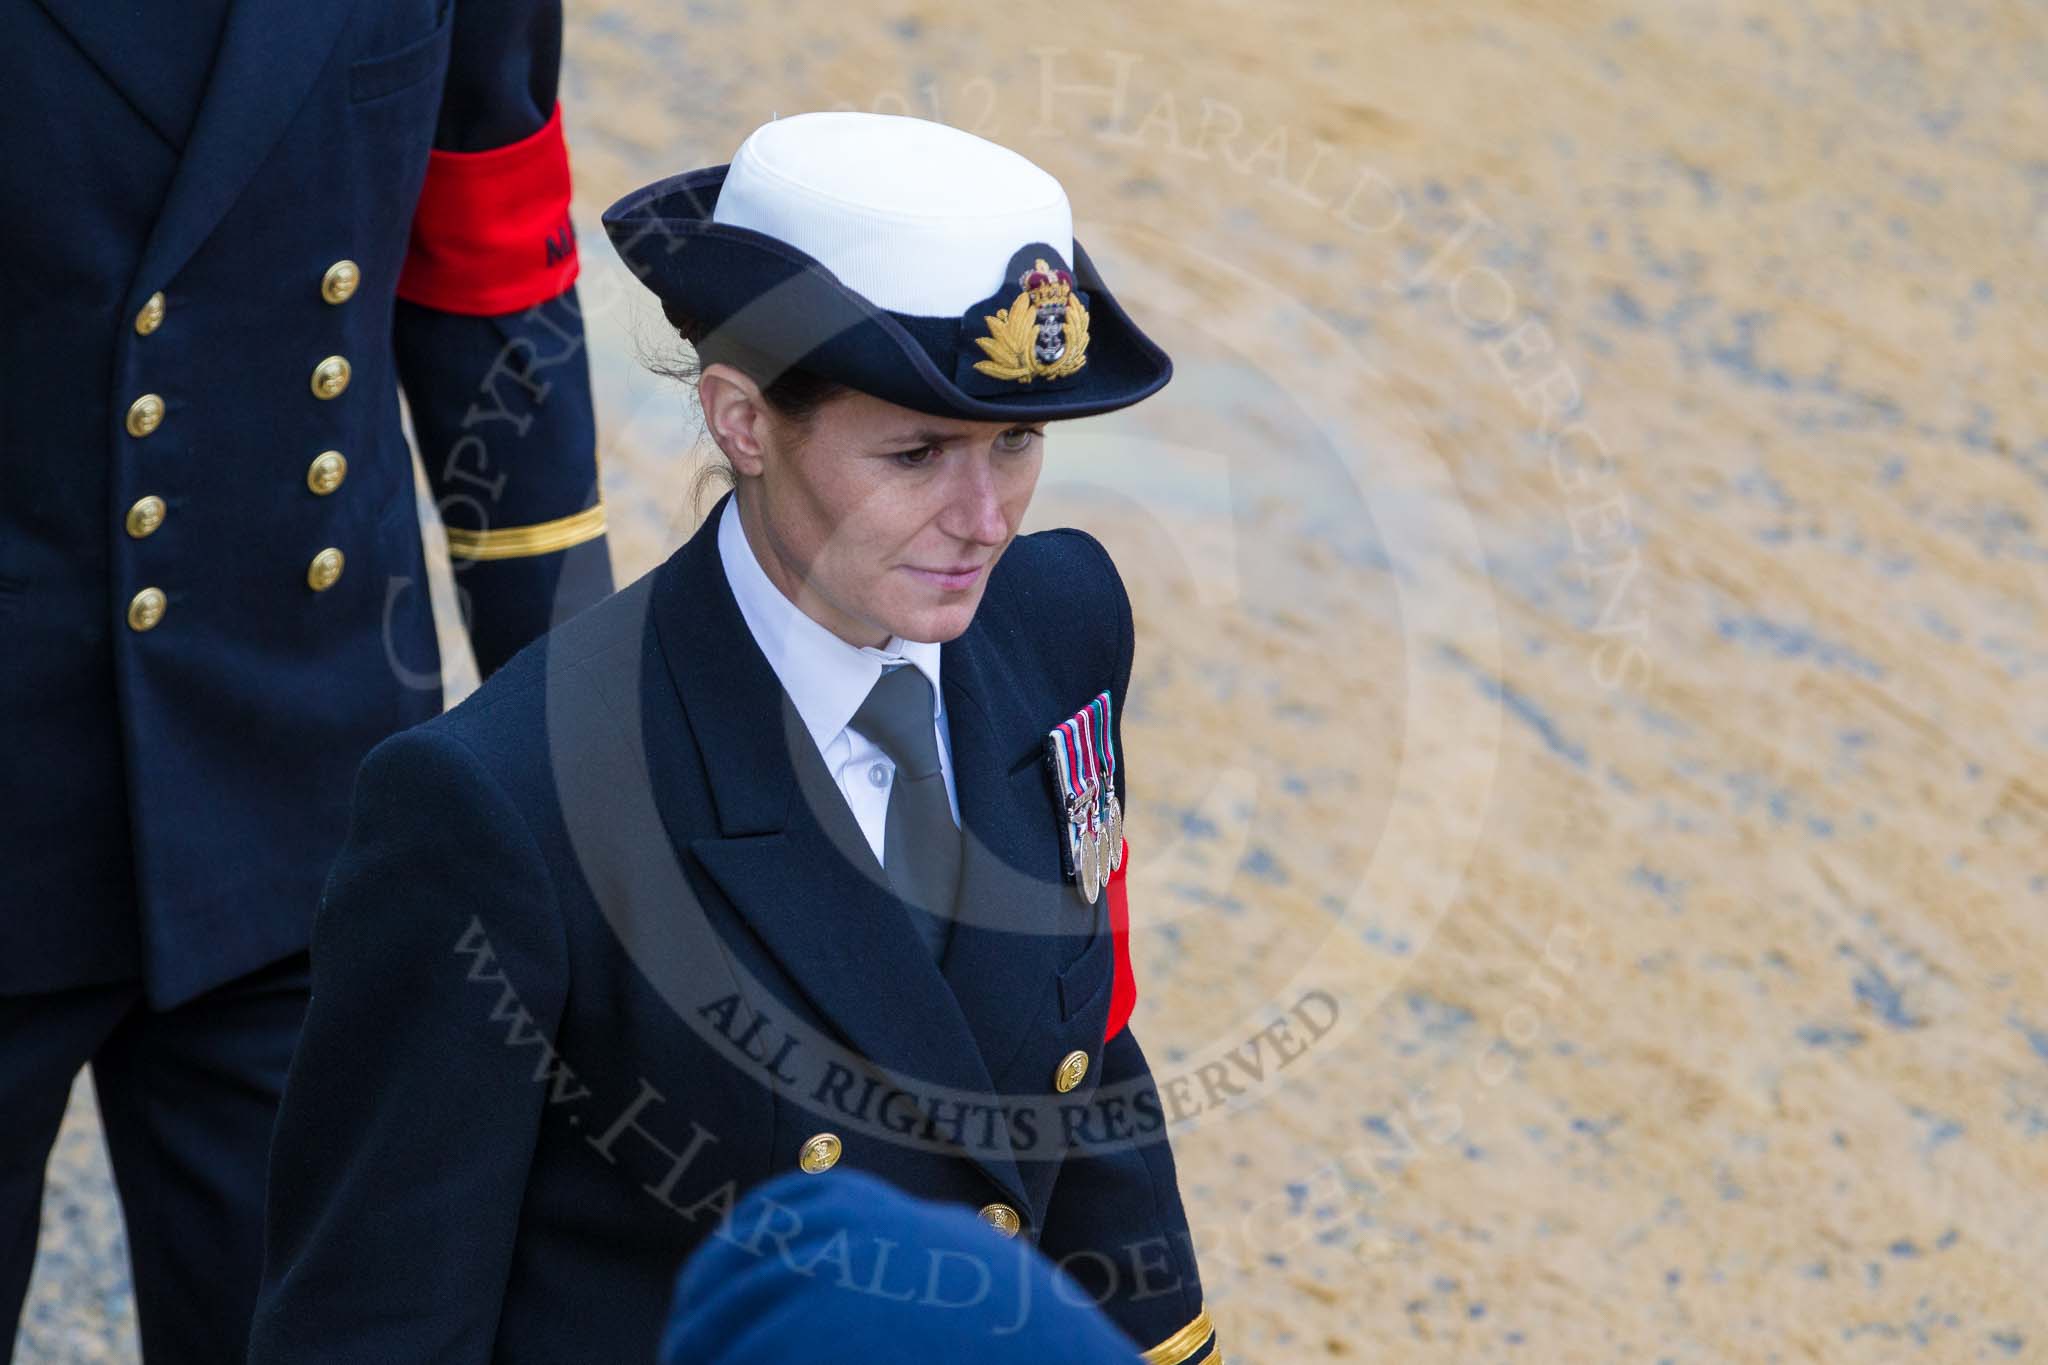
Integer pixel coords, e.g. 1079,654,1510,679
698,362,776,477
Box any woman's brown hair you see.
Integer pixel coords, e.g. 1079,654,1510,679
648,310,848,518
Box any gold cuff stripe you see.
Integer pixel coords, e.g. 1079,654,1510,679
1140,1308,1216,1365
444,503,607,561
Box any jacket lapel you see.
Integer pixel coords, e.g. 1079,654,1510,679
654,493,1031,1207
132,0,359,292
31,0,229,152
937,625,1072,1091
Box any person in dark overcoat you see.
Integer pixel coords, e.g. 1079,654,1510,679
249,111,1220,1365
0,2,610,1357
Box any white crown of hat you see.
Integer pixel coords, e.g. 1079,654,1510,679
711,112,1074,319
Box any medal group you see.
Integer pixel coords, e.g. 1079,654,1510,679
1043,690,1124,905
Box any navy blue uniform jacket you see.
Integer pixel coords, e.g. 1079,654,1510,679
249,490,1218,1363
0,0,613,1009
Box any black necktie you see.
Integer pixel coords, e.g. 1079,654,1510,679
848,663,960,963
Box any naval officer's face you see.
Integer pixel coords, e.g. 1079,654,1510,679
701,365,1046,648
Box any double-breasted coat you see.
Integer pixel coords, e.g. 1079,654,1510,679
249,489,1218,1363
0,0,612,1011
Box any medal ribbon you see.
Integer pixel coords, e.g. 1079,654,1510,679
1075,705,1101,835
1091,691,1117,790
1047,716,1087,879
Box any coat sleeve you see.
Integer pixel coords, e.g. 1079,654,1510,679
1036,1028,1219,1364
1034,529,1221,1364
247,727,566,1363
393,0,611,679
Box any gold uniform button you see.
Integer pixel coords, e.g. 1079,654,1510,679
978,1202,1022,1238
125,496,166,539
134,291,166,335
125,393,165,438
306,547,345,592
306,450,348,496
320,259,361,305
310,355,351,399
1054,1049,1090,1094
127,587,166,632
797,1132,842,1174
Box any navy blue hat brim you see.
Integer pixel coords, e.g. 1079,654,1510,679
600,166,1173,422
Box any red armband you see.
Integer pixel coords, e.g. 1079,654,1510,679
397,101,579,315
1104,838,1137,1041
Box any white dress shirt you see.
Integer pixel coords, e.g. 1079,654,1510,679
716,494,960,866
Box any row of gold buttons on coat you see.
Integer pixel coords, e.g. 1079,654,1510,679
785,1050,1093,1240
797,1132,1025,1238
124,261,361,632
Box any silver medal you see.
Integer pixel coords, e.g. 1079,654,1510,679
1105,789,1123,871
1067,789,1098,903
1079,827,1101,902
1093,818,1110,892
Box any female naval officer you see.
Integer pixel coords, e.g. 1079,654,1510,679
249,111,1221,1365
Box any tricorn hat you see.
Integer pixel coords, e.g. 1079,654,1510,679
600,112,1172,421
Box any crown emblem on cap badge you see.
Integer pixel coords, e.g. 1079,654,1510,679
970,258,1091,385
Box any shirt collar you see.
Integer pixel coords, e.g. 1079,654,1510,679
717,493,944,758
